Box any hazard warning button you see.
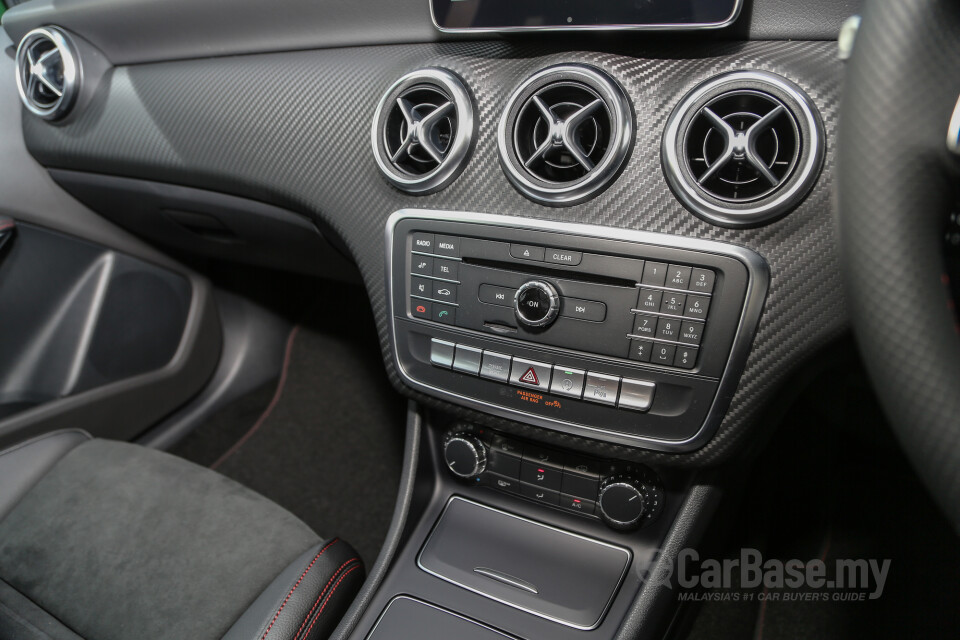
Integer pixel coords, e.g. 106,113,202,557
509,358,552,391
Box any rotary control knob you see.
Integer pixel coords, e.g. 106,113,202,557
443,433,486,480
514,280,560,328
598,474,662,531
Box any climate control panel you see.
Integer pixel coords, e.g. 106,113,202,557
441,427,665,531
388,210,769,451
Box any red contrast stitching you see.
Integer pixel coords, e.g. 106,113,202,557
300,564,363,640
211,325,300,470
260,539,339,640
292,558,360,639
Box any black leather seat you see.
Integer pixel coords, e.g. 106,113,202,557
0,430,364,640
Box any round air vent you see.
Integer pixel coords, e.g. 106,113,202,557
498,65,633,206
662,71,825,227
371,68,475,195
15,27,80,121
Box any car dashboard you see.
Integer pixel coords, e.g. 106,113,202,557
0,0,860,638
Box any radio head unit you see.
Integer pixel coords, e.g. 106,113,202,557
387,210,768,452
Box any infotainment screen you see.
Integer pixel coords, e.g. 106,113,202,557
431,0,742,31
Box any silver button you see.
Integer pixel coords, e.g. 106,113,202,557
549,366,585,399
479,351,512,382
429,339,455,369
618,378,656,412
452,344,482,375
583,372,620,406
509,357,552,391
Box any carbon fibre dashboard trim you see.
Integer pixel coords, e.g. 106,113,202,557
387,209,769,451
28,40,845,466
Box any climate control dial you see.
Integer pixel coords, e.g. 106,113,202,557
443,433,487,479
598,474,663,531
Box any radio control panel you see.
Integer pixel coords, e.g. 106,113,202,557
388,210,769,452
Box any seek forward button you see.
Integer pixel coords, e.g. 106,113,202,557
560,297,606,322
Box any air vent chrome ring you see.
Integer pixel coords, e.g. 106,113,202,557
498,64,634,206
662,71,825,227
371,68,475,195
15,27,80,121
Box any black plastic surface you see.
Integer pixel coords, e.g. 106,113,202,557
419,497,630,629
137,290,291,450
0,224,190,408
51,171,355,278
0,224,221,448
368,597,517,640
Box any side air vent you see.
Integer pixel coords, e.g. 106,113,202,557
498,65,633,206
15,27,80,121
372,68,475,195
662,71,825,227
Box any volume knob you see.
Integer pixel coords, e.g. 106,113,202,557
443,434,486,479
514,280,560,328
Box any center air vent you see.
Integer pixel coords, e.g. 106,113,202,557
15,27,80,121
498,65,633,206
372,69,475,195
662,71,825,227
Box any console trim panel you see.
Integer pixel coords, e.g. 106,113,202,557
416,496,632,631
386,209,769,452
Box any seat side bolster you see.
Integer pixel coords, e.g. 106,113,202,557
223,538,364,640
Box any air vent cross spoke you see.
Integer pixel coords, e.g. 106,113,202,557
372,69,475,194
498,64,633,205
16,27,79,120
662,71,825,227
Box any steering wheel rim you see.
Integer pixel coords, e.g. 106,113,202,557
837,0,960,532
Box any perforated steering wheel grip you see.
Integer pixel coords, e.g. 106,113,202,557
836,0,960,533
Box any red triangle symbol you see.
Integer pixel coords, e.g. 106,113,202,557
519,367,539,385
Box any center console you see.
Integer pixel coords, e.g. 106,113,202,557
350,210,768,640
387,209,769,451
